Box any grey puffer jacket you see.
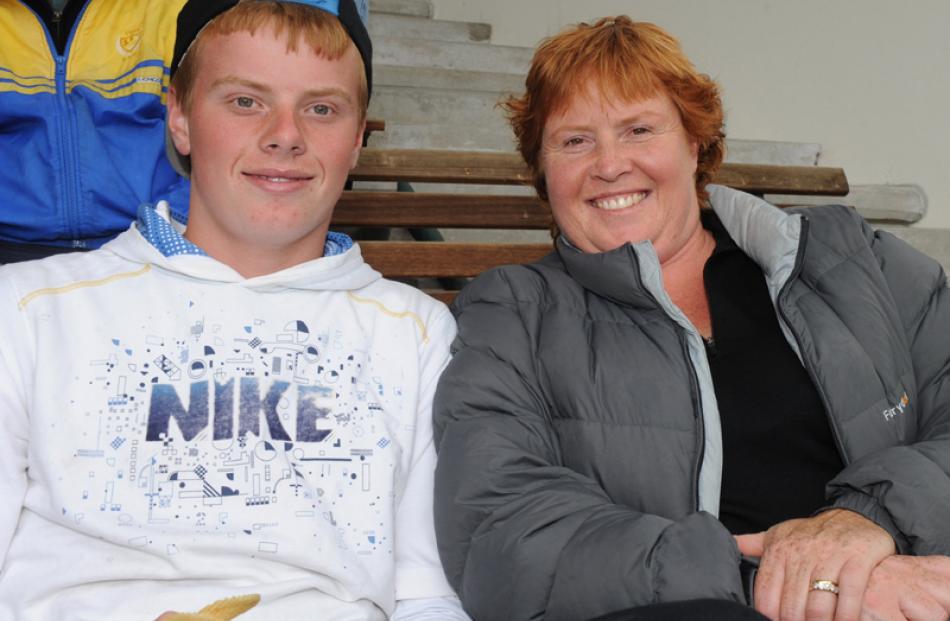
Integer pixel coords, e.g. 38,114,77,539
433,185,950,621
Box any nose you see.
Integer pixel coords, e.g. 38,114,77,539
590,139,630,182
260,107,306,156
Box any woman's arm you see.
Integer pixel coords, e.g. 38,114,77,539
738,221,950,621
824,225,950,554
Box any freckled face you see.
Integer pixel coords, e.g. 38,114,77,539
540,82,701,261
167,27,365,271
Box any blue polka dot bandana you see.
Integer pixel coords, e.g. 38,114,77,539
137,203,205,257
323,231,354,256
136,203,353,259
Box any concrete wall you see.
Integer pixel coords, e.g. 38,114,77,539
431,0,950,230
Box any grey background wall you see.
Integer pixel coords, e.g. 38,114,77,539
430,0,950,230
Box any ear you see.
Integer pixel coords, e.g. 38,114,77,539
167,86,192,157
349,119,366,170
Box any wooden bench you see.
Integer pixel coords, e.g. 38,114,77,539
337,148,850,304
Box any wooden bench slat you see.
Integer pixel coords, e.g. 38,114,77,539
333,192,850,229
351,148,850,196
365,119,385,134
353,149,530,185
712,164,849,196
422,289,458,305
334,192,551,228
359,241,552,278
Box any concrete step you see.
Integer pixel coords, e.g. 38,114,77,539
767,184,927,224
366,124,518,151
373,35,533,74
369,85,509,127
369,126,826,162
724,139,821,167
371,77,825,163
374,64,524,93
369,0,431,18
369,13,490,43
368,101,828,160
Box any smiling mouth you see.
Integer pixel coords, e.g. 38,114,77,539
244,173,313,183
590,192,649,210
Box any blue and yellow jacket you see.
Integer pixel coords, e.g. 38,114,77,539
0,0,189,249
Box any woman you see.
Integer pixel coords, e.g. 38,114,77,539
432,16,950,621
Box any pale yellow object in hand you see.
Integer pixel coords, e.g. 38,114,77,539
163,594,261,621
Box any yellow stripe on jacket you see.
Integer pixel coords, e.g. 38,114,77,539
0,2,56,95
67,0,187,104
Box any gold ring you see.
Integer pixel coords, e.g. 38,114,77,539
810,579,840,595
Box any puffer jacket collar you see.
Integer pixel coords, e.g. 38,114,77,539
556,184,805,315
554,240,662,310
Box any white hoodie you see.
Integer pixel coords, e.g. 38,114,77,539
0,209,458,620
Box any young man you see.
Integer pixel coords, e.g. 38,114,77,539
0,1,468,619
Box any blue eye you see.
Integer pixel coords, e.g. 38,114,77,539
312,104,332,116
234,96,255,108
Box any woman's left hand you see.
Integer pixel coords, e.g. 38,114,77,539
735,508,896,621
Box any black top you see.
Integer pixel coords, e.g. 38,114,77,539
702,210,843,534
23,0,85,55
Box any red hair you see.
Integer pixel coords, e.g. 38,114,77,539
503,16,724,207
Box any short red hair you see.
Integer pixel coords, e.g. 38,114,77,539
504,16,724,207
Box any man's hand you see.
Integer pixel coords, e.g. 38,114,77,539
861,555,950,621
735,509,896,621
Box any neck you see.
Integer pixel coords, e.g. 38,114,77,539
661,217,715,338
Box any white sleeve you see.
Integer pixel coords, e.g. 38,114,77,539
393,306,458,602
390,596,470,621
0,274,31,568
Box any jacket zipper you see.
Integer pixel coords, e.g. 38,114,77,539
58,3,89,245
26,0,84,245
18,0,77,243
679,329,705,511
775,216,849,464
53,54,84,244
639,276,706,512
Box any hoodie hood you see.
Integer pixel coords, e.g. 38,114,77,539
102,202,381,293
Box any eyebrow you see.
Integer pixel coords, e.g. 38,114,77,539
547,111,671,135
209,76,355,104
